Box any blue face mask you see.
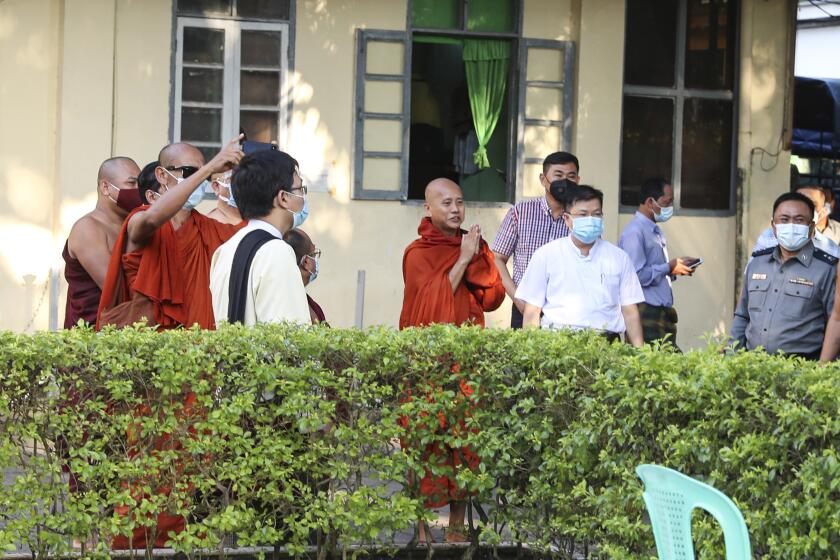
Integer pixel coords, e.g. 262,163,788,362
307,256,320,284
164,168,215,211
653,201,674,223
182,180,215,211
286,193,309,228
774,223,811,251
571,216,603,244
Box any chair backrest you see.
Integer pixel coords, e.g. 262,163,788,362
636,464,752,560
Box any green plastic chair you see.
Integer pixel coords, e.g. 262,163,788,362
636,464,752,560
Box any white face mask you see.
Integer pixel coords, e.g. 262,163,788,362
216,180,237,208
163,168,214,211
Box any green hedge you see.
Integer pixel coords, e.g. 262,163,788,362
0,325,838,559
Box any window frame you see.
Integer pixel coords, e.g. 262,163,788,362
353,29,413,200
619,0,741,216
516,38,576,204
352,0,527,203
170,2,295,151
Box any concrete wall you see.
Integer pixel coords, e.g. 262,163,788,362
0,0,171,332
0,0,795,347
0,0,62,331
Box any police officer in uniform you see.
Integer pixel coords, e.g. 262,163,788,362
731,192,837,359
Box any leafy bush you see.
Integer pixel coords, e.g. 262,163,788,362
0,325,837,558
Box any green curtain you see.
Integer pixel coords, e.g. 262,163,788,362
463,40,510,169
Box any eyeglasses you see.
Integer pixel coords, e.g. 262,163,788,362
300,249,321,267
165,165,199,178
291,184,308,196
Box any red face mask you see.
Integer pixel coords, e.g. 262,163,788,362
109,184,144,212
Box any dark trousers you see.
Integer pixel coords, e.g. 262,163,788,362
638,303,679,349
785,350,821,361
510,305,523,329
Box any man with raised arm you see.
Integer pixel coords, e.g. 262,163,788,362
97,136,245,331
63,157,143,328
399,178,505,543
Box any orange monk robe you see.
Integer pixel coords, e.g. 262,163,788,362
96,206,242,549
399,217,505,328
398,217,505,507
97,206,244,331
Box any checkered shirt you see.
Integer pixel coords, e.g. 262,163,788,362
490,197,570,285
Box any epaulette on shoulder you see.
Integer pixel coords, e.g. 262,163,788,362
813,248,839,266
751,247,774,258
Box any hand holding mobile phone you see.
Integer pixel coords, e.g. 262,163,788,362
687,258,704,270
241,140,278,154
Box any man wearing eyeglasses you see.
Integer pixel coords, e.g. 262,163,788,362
97,137,245,332
210,149,311,326
516,184,645,346
284,228,327,325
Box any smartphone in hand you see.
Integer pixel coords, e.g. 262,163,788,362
241,140,277,154
687,258,704,270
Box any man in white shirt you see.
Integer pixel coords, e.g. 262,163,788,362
210,149,311,326
516,184,645,346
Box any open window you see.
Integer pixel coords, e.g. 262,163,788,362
354,0,528,203
353,1,576,204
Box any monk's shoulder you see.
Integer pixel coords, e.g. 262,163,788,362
68,212,111,253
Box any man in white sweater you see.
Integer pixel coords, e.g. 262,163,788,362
210,149,311,326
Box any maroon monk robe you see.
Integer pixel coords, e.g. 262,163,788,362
62,241,101,328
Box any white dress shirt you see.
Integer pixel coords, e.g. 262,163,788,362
515,237,645,333
210,220,310,326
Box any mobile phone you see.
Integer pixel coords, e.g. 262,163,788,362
241,140,277,154
688,258,704,270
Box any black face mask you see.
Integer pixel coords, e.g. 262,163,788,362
549,179,573,203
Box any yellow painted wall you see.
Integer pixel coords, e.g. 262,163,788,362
0,0,61,331
0,0,172,331
575,0,625,241
0,0,794,343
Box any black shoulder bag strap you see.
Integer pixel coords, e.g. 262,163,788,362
228,229,278,324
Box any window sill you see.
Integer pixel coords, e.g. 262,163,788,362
618,205,735,217
402,199,513,209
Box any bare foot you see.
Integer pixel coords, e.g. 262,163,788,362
418,520,434,545
445,531,469,543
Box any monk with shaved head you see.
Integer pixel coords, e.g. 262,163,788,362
97,136,245,332
399,178,505,542
63,156,143,328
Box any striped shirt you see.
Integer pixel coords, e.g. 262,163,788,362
490,197,570,285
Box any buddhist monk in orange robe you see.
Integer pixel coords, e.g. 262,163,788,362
97,138,243,550
97,138,245,331
399,178,505,543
